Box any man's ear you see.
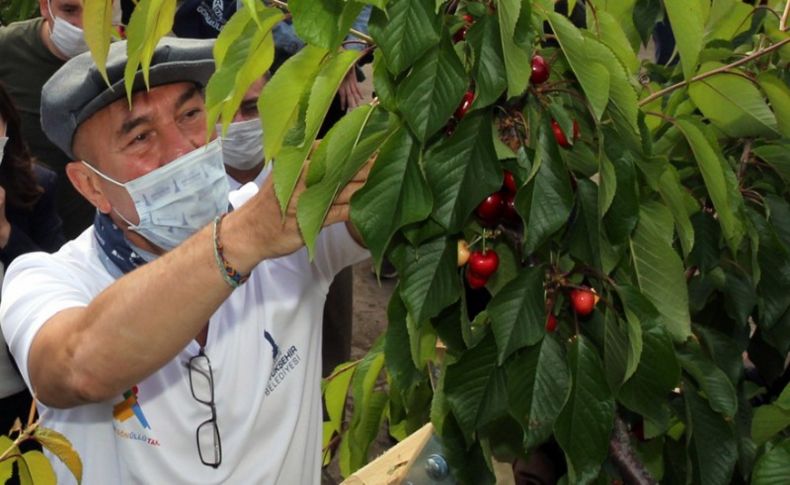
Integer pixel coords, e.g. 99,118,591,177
39,0,51,20
66,161,112,214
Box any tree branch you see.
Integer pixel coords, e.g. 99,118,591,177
638,38,790,107
609,416,658,485
781,0,790,31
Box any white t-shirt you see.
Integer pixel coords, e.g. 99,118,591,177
0,200,368,483
226,163,271,191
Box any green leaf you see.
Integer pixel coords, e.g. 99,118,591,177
752,211,790,330
423,111,502,233
602,154,639,246
498,0,532,97
467,15,507,107
385,291,423,394
298,106,395,257
752,438,790,485
677,117,744,253
758,71,790,138
0,436,17,482
658,166,696,258
632,0,662,45
569,179,602,271
82,0,113,84
664,0,705,79
123,0,176,100
593,10,639,74
350,127,432,271
260,45,328,162
629,201,692,341
677,341,738,419
397,38,467,142
706,0,752,42
35,427,82,483
371,51,398,112
689,63,780,138
604,307,642,392
273,49,362,212
617,287,679,428
754,142,790,185
444,334,509,444
289,0,363,50
21,449,57,484
322,360,357,465
206,8,282,130
391,237,460,323
507,337,571,449
488,266,546,364
554,336,616,484
519,120,574,253
368,0,441,75
343,340,387,475
684,380,738,485
751,402,790,446
548,13,609,121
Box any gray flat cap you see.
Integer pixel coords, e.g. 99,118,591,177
41,37,215,159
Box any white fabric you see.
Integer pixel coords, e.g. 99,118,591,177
226,161,271,191
218,118,265,171
0,136,7,167
48,10,89,58
0,185,369,484
0,262,25,399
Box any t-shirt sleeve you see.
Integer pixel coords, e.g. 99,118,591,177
0,254,93,389
312,222,370,281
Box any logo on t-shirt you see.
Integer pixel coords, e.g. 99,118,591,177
113,386,151,429
264,332,301,396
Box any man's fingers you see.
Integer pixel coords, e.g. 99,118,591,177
324,203,350,226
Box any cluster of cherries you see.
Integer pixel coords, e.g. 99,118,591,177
457,240,499,289
475,170,519,229
545,286,599,332
531,53,582,148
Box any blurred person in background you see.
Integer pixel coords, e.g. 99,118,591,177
0,81,64,436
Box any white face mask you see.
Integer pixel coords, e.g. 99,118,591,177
0,137,7,166
48,0,90,58
217,118,265,171
82,139,231,251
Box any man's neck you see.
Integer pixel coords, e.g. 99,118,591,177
38,18,69,61
226,163,264,186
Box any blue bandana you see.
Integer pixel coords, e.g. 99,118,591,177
93,212,147,275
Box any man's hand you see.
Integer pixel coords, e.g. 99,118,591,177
338,69,364,111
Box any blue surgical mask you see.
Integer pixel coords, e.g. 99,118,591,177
82,139,230,251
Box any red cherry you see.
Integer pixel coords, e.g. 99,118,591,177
453,27,468,43
468,250,499,278
570,287,597,316
501,191,519,224
545,314,558,332
475,192,503,226
551,119,571,148
502,170,517,193
572,120,580,140
530,55,550,85
454,90,475,119
465,269,488,289
463,13,474,23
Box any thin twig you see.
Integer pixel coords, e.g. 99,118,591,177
781,0,790,31
738,139,753,181
638,38,790,107
609,416,658,485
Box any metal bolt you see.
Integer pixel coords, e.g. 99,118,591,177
425,453,449,480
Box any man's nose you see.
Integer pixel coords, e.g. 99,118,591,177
159,125,200,165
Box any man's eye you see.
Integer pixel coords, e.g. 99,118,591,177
129,132,148,145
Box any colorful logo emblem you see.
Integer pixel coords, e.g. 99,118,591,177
113,385,151,429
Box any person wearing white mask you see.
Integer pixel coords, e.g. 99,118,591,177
219,76,270,191
0,0,123,241
1,37,371,484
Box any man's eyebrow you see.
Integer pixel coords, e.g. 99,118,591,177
175,85,202,110
118,115,151,137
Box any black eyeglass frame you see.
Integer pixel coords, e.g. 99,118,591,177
187,349,223,468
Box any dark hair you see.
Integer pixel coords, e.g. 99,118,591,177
0,82,43,210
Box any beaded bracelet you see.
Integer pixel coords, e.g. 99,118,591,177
212,214,249,289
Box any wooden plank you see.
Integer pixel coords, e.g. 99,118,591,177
341,423,435,485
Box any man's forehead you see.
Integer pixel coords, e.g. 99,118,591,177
104,82,202,118
52,0,84,8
